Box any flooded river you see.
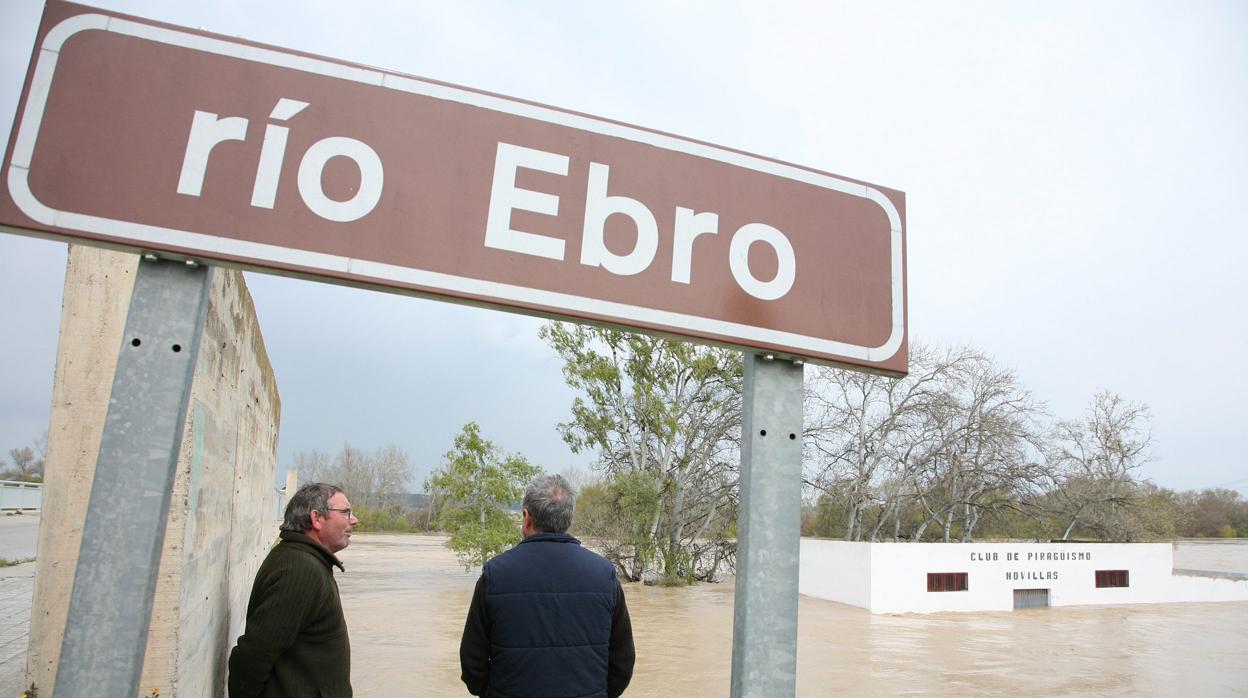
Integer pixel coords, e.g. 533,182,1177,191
337,535,1248,696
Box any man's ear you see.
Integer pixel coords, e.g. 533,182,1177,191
309,510,325,532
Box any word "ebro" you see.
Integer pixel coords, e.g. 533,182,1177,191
485,143,796,301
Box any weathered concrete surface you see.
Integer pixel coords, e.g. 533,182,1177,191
27,246,280,696
0,562,35,696
0,511,38,694
1,513,38,695
0,513,39,561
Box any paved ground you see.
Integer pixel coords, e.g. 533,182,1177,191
0,562,34,695
0,513,38,562
0,513,38,695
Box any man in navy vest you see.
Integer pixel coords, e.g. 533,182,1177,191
460,474,635,697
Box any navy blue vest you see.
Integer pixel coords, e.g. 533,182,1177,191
484,532,617,698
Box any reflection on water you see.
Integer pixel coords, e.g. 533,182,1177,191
339,535,1248,696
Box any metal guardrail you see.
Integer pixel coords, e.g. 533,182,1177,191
0,480,42,511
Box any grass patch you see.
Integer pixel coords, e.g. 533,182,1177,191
1,556,35,567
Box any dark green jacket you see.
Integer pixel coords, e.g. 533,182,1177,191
228,531,351,697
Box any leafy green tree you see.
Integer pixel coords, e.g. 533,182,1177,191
541,322,742,584
351,506,406,532
572,472,663,579
425,423,540,571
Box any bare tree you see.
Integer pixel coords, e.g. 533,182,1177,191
1045,390,1152,540
804,344,974,541
946,353,1046,541
558,465,601,494
802,344,1161,544
293,448,333,483
290,443,413,511
370,444,413,510
5,445,44,480
807,344,1047,543
908,351,1047,542
34,431,48,472
7,448,34,476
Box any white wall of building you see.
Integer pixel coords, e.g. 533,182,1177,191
800,539,1248,614
1167,571,1248,603
799,539,872,610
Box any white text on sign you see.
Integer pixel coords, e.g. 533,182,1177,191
484,142,796,301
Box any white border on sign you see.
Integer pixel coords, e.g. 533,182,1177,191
7,13,906,363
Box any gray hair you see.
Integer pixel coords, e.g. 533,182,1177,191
523,474,576,533
280,482,343,533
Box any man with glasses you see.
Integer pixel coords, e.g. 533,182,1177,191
229,482,358,697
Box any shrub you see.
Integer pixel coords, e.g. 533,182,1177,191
351,505,414,533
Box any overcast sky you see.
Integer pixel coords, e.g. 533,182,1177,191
1,1,1244,496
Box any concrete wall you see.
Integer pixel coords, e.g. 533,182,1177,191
799,539,871,610
800,539,1248,614
27,246,281,696
1167,572,1248,601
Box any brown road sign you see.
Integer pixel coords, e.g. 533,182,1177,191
2,1,907,374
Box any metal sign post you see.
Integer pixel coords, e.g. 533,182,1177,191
731,353,804,697
54,255,210,696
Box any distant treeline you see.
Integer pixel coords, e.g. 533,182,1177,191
353,483,1248,541
801,484,1248,541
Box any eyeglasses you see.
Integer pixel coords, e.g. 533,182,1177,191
325,507,353,518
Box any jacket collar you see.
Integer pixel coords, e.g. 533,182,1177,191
280,529,345,571
519,531,581,546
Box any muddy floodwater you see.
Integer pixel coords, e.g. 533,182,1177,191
337,535,1248,696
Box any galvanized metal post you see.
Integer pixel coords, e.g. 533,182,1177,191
54,255,210,696
731,353,804,697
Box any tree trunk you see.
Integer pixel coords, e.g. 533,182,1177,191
843,500,859,542
479,505,487,566
913,518,930,542
1061,516,1079,541
668,480,687,565
961,502,978,543
869,498,895,542
629,546,643,582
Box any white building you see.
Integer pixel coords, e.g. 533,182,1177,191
799,539,1248,614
